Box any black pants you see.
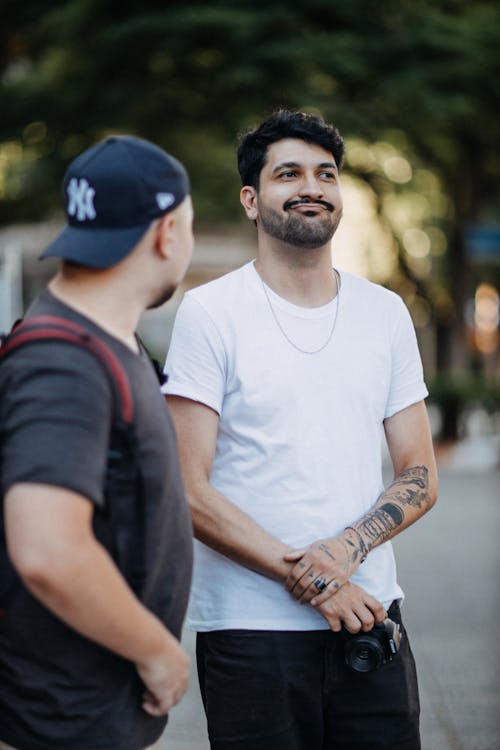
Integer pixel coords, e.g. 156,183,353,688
196,602,420,750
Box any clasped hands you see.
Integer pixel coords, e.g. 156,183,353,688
283,536,386,633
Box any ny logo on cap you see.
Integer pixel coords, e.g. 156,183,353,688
156,192,175,211
67,178,97,221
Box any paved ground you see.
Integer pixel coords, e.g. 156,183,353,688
160,462,500,750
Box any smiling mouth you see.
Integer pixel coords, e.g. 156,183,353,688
290,205,329,218
284,200,334,213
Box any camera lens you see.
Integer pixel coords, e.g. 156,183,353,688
344,635,384,673
343,619,401,674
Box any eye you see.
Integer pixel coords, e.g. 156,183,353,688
278,170,297,179
319,171,336,180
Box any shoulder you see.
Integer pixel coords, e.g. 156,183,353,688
342,271,401,304
184,262,255,312
341,271,409,319
171,263,256,343
1,334,114,411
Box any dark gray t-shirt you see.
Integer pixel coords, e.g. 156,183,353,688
0,290,193,750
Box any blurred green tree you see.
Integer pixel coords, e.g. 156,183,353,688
1,0,499,437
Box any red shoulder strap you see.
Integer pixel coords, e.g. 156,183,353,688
1,315,134,425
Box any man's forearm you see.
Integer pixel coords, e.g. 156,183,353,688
5,484,179,668
347,464,437,558
167,396,293,583
191,482,387,632
284,463,437,607
190,480,293,582
6,483,190,716
18,532,179,667
190,465,435,595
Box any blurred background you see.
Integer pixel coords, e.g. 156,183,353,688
1,4,500,748
1,0,499,456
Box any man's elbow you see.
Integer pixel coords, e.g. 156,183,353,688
7,540,58,593
186,492,210,541
426,468,439,511
183,481,217,543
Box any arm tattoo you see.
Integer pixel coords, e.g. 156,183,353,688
358,465,430,547
362,503,403,544
344,526,369,564
390,466,430,509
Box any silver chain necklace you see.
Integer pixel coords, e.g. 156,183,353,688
260,268,341,355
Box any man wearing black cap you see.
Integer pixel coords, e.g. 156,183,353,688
0,136,194,750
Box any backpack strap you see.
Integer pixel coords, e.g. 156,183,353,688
1,314,134,426
1,315,136,617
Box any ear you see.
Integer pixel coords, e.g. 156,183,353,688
240,186,258,221
154,213,176,260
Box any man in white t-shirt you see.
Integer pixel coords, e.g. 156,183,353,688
164,110,438,750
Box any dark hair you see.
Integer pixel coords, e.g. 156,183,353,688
237,109,345,188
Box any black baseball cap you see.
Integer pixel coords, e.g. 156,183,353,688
40,135,190,268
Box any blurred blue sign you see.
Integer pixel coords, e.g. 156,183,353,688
466,224,500,263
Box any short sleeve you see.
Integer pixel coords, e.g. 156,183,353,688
162,294,226,415
384,297,428,419
1,342,113,506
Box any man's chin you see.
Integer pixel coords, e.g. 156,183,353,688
148,285,177,309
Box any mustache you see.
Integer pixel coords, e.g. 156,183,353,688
283,198,334,212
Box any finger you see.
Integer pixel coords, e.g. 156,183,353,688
293,570,337,603
310,578,341,606
173,680,189,704
287,567,323,599
341,612,364,634
373,609,387,625
141,690,172,717
328,615,343,632
284,560,313,592
361,596,387,624
283,547,308,561
373,602,388,624
297,573,333,603
352,600,387,631
354,607,375,632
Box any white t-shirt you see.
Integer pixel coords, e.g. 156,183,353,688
164,261,428,631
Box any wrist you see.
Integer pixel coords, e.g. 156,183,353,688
134,612,176,668
270,543,297,582
343,526,369,564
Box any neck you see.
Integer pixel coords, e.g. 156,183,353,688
254,239,338,307
48,271,142,352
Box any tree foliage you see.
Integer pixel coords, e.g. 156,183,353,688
1,0,500,400
2,1,499,218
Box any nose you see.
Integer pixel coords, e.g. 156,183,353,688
298,171,324,199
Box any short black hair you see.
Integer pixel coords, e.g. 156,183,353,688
237,109,344,188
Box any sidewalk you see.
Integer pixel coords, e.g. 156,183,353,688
392,465,500,750
160,629,208,750
160,459,500,750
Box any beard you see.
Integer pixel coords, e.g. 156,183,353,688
147,283,177,309
258,205,340,249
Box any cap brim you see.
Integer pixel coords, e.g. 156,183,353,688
39,222,151,269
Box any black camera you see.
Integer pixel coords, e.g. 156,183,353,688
343,618,402,673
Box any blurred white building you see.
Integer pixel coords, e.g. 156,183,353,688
0,220,256,358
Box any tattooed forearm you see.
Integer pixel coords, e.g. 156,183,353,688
344,526,369,564
353,465,431,551
387,466,430,508
361,503,403,544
